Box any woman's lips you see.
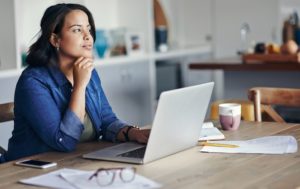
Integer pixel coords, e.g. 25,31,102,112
82,44,93,50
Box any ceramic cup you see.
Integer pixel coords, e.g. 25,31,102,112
219,103,241,131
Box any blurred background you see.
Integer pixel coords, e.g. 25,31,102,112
0,0,300,149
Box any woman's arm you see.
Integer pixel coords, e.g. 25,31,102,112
16,76,83,152
69,57,94,122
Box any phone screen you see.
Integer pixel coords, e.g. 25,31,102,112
21,160,53,166
15,159,57,168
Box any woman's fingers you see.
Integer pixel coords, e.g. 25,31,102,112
142,129,151,137
73,57,94,88
74,56,85,66
75,57,93,68
137,136,147,144
135,129,150,144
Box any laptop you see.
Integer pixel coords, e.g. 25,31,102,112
83,82,214,164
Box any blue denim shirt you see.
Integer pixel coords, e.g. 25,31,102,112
2,65,127,162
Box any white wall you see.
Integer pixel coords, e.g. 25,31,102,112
84,0,118,30
0,71,20,150
214,0,280,58
0,0,17,70
15,0,56,54
160,0,212,48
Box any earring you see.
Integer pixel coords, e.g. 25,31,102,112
56,46,59,51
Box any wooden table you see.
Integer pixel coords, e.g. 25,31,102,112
1,121,300,189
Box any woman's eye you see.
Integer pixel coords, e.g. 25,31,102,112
73,28,81,33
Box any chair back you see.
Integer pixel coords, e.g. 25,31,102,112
0,102,14,123
248,87,300,122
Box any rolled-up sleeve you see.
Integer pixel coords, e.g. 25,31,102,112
60,109,83,140
105,120,128,142
16,76,84,152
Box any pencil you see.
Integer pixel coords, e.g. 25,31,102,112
199,141,239,148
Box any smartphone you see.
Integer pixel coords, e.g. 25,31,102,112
15,159,57,169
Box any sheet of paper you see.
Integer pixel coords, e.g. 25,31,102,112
199,122,225,141
19,168,78,189
202,122,214,128
19,168,162,189
200,136,298,154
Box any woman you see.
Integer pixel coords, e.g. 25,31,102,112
2,3,150,162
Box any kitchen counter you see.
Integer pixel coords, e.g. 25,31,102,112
189,57,300,71
188,57,300,100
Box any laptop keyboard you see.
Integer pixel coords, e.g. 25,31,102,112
117,147,146,158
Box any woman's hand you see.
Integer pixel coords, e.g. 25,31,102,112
129,128,151,144
73,57,94,90
117,127,151,144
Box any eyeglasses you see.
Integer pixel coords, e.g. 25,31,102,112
88,167,136,186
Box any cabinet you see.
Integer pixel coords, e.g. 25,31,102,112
95,61,152,126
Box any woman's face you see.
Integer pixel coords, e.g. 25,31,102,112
57,10,94,60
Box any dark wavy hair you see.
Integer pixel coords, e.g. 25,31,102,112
26,3,96,67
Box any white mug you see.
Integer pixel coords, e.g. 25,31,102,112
219,103,241,131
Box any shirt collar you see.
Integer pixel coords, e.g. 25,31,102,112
47,64,71,87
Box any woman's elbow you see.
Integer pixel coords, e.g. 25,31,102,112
54,137,78,152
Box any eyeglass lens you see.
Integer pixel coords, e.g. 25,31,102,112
96,167,135,186
119,168,135,182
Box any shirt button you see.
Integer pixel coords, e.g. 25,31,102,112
59,138,63,142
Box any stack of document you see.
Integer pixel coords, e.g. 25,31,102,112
199,122,225,141
200,136,298,154
19,168,161,189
